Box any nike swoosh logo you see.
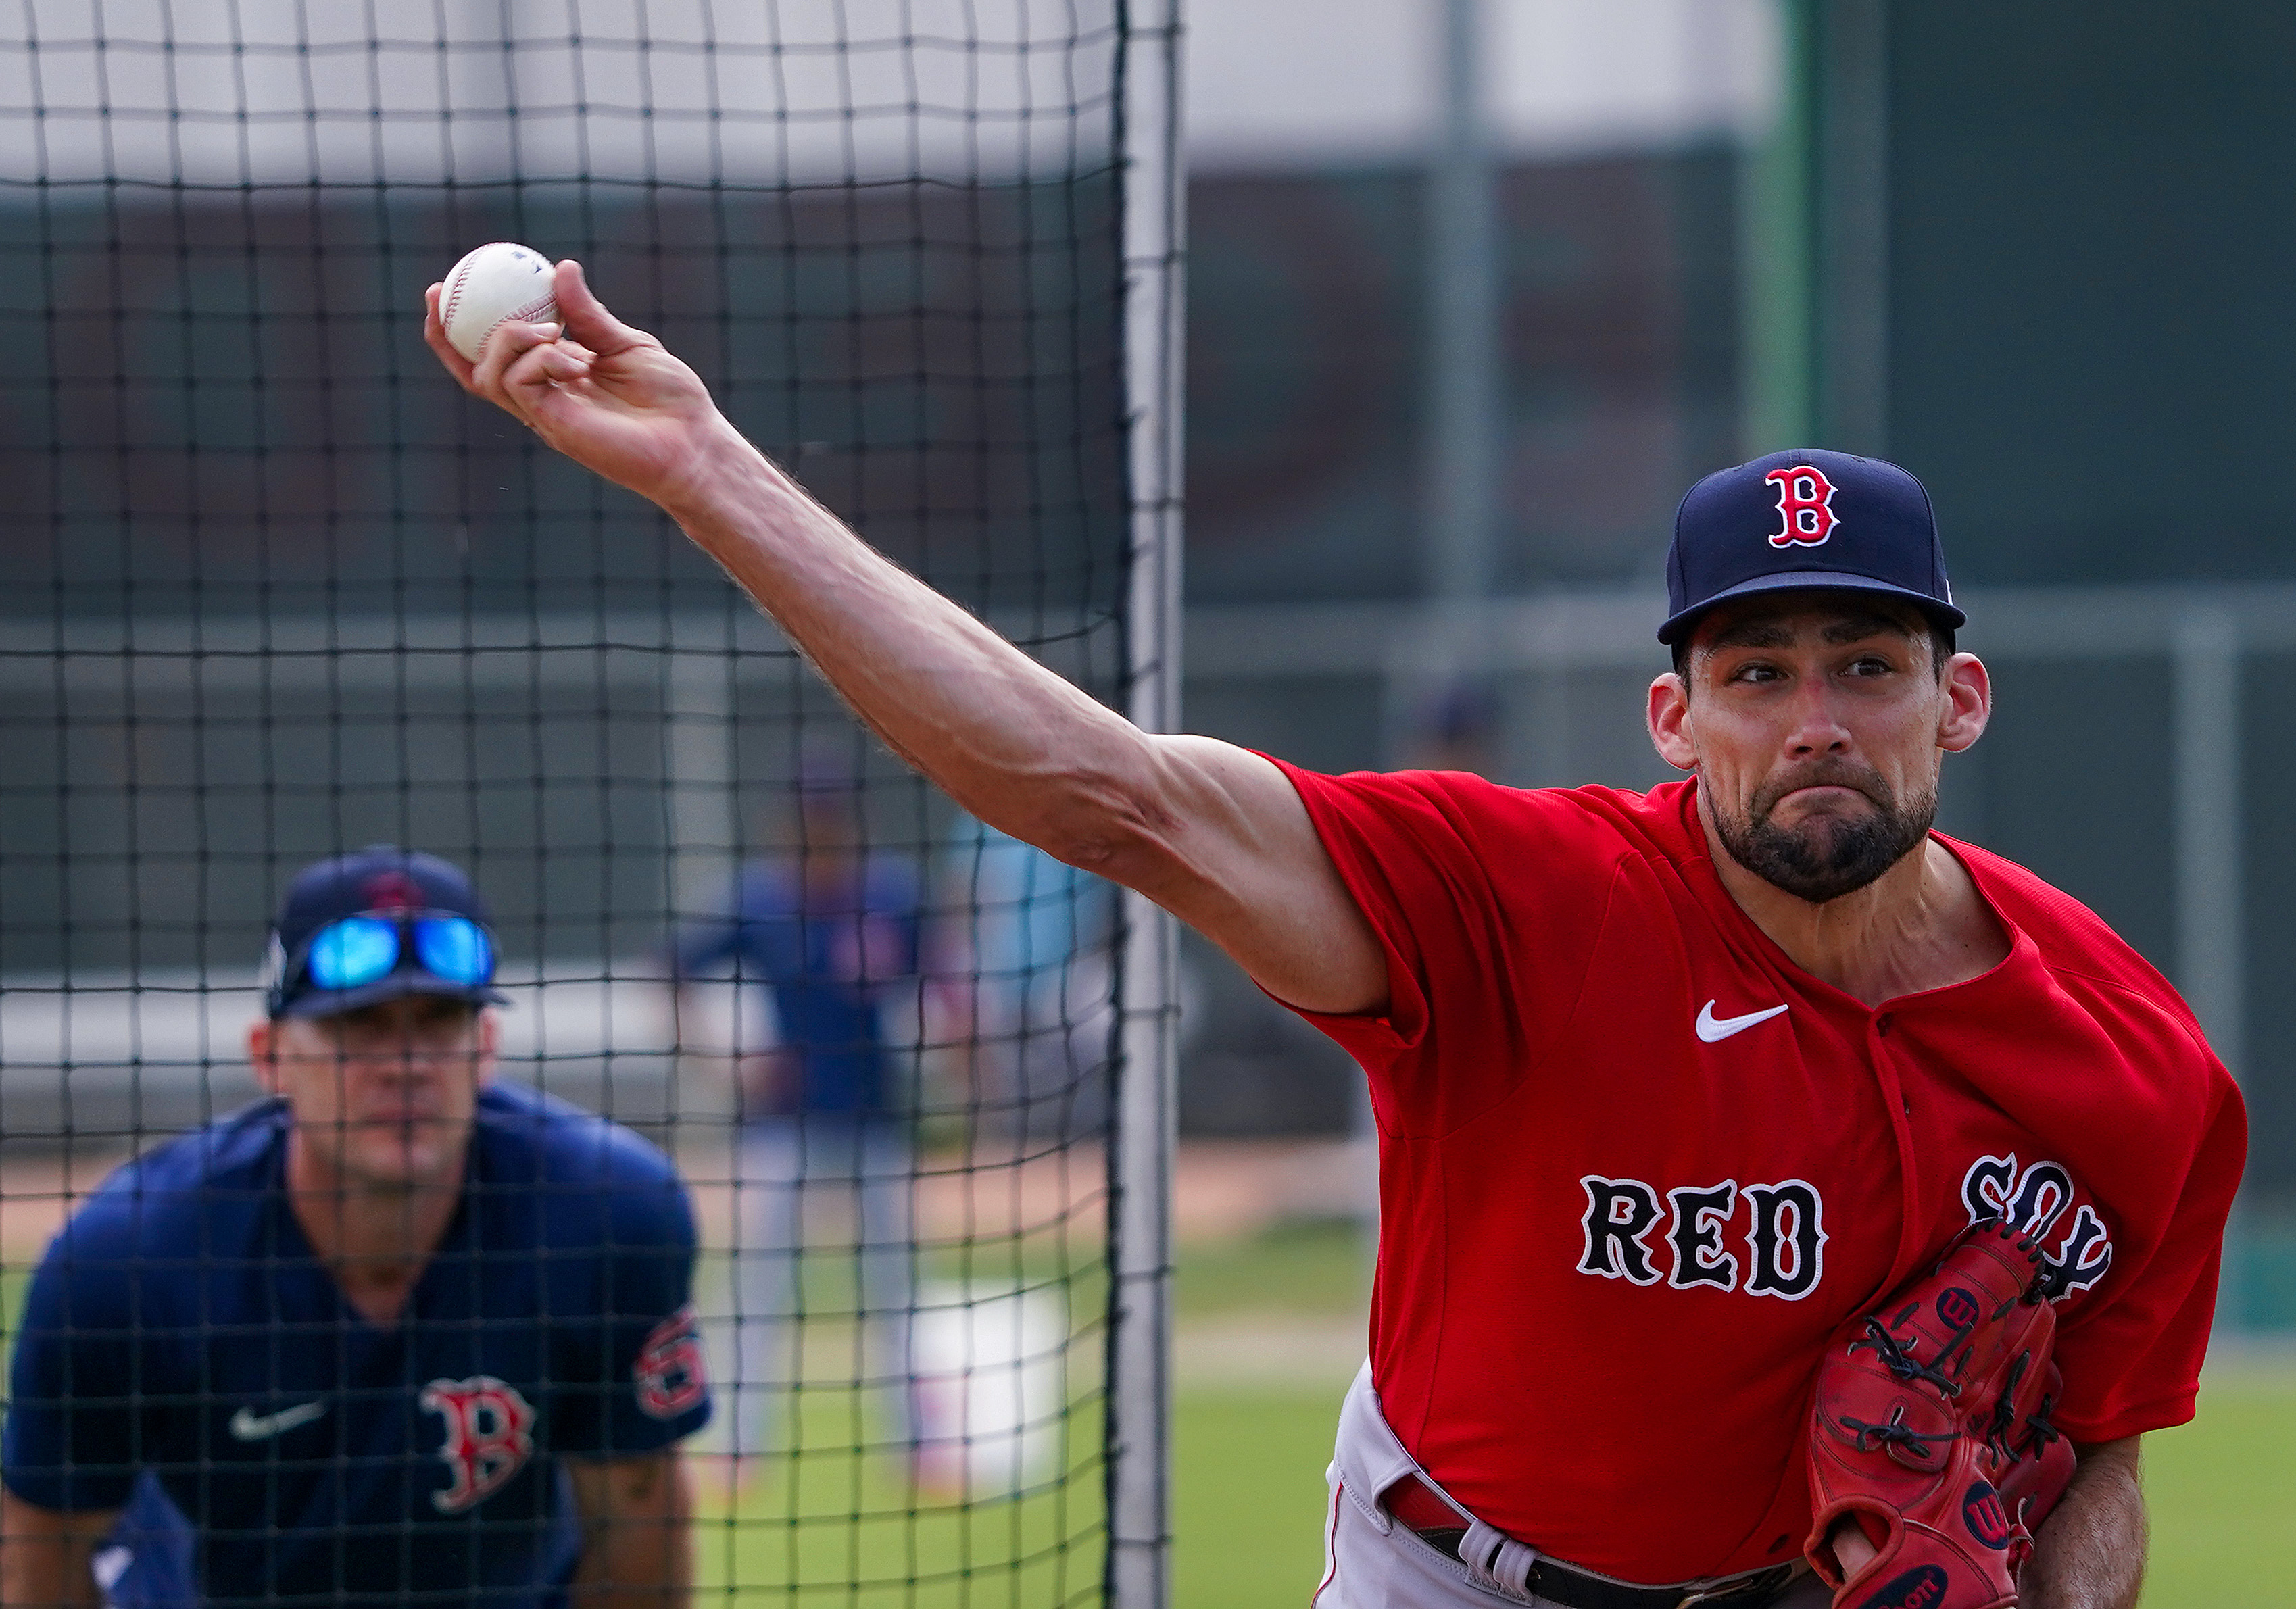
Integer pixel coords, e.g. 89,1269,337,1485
230,1401,328,1441
1696,999,1790,1043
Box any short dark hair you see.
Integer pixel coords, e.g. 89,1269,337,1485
1669,612,1957,690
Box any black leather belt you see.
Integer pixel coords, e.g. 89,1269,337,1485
1408,1527,1800,1609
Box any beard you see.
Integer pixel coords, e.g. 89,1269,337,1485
1710,762,1936,904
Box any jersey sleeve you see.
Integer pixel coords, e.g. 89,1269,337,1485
2047,1062,2247,1443
1265,758,1630,1135
552,1153,713,1457
3,1221,151,1512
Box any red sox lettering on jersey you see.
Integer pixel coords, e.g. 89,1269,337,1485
1963,1154,2116,1295
1578,1177,1827,1299
1765,464,1838,547
420,1375,536,1512
1576,1158,2117,1304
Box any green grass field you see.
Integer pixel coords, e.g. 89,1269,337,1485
1173,1375,2296,1609
1169,1226,2296,1607
5,1213,2288,1604
684,1361,2296,1607
684,1222,2296,1605
692,1397,1108,1606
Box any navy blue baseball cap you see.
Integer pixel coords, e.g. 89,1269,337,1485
262,846,509,1020
1657,447,1965,645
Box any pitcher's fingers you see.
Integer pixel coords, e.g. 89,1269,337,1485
500,332,587,412
470,318,561,403
535,343,594,384
552,260,654,358
422,284,479,390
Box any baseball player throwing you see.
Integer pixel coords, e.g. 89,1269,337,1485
423,266,2244,1609
2,849,712,1608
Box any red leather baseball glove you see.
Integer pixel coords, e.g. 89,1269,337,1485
1805,1219,2076,1609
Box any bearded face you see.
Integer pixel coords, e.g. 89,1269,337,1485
1648,593,1978,907
1707,758,1939,904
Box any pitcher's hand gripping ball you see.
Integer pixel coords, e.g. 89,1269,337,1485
438,242,558,360
1806,1219,2078,1609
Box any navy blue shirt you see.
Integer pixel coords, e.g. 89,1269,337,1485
673,860,925,1119
2,1083,711,1608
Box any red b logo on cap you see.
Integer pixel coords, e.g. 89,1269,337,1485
1765,465,1838,548
362,870,426,912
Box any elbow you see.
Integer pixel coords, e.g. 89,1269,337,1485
1009,763,1184,892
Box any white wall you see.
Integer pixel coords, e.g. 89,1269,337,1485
1188,0,1780,172
0,0,1777,187
0,0,1116,187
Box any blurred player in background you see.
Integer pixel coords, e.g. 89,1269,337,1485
432,267,2244,1609
1,848,711,1609
665,767,940,1470
944,815,1116,1144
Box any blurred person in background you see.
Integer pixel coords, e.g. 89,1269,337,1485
1,847,710,1609
1402,679,1501,777
665,766,944,1475
944,816,1116,1145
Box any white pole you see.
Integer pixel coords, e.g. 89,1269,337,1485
1111,0,1185,1602
2171,603,2243,1331
1425,0,1500,616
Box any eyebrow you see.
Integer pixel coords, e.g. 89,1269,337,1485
1703,612,1917,655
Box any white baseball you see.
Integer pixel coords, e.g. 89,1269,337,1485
438,242,558,361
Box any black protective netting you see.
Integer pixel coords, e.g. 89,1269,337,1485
0,4,1135,1605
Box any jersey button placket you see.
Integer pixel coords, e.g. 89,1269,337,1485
1865,1008,1927,1289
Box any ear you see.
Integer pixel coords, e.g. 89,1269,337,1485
247,1018,284,1096
1647,672,1698,772
1937,652,1992,753
473,1008,503,1079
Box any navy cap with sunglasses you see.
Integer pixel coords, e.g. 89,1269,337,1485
1658,447,1965,645
262,846,508,1020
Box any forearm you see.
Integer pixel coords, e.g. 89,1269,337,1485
567,1452,691,1609
662,426,1154,861
2021,1439,2145,1609
0,1493,112,1609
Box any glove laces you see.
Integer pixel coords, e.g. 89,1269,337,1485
1836,1402,1950,1460
1849,1310,1964,1398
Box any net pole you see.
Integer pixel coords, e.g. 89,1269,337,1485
2171,604,2245,1334
1110,0,1186,1604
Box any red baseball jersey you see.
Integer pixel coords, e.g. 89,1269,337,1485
1271,763,2245,1586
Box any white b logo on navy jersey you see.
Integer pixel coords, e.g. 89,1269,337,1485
420,1375,536,1512
1961,1154,2115,1297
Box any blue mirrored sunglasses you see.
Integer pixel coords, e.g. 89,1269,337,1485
294,913,496,995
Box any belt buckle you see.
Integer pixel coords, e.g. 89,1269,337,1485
1675,1563,1791,1608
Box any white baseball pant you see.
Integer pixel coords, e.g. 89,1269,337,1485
1312,1363,1828,1609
